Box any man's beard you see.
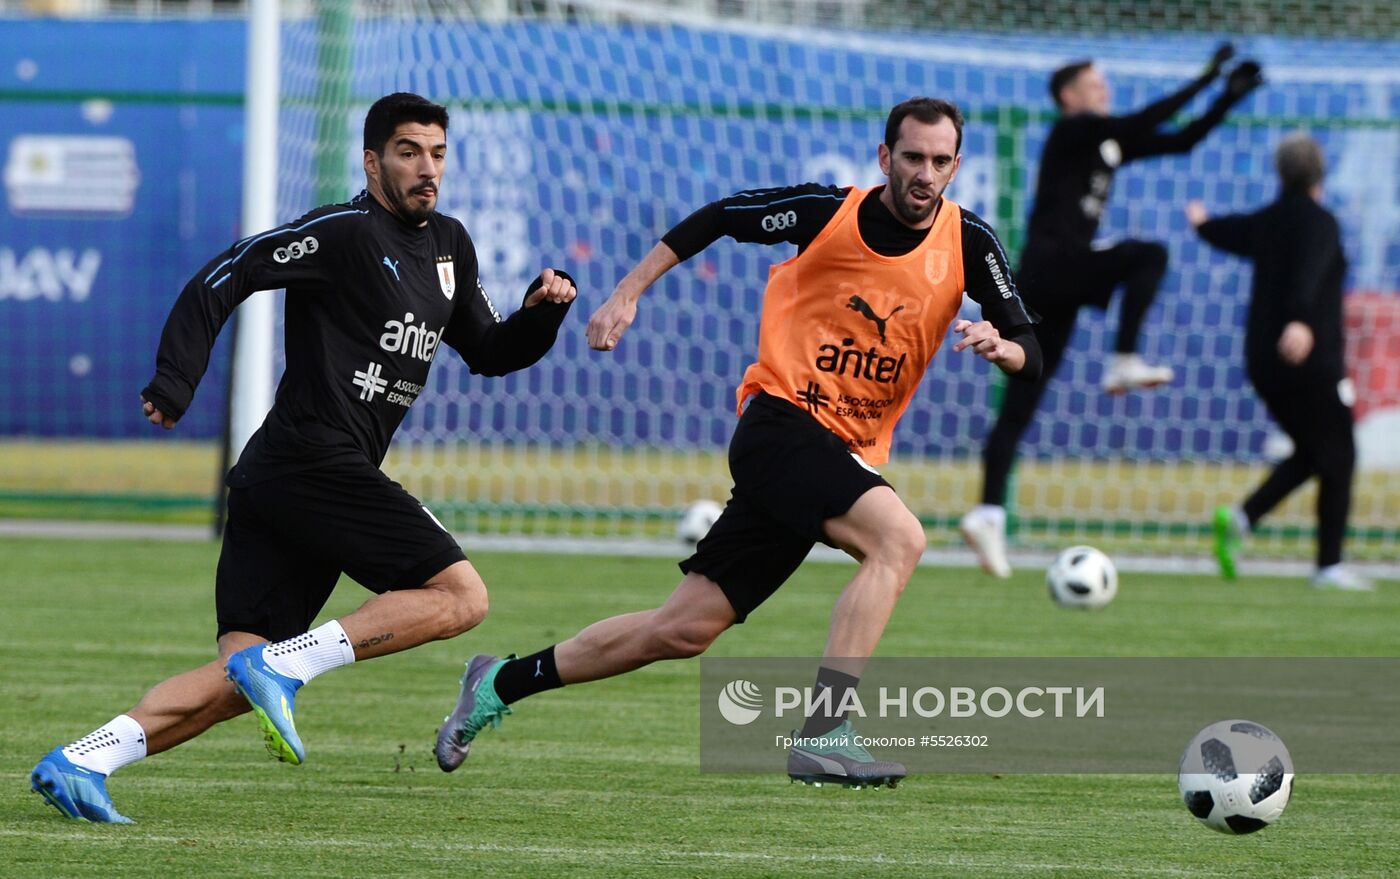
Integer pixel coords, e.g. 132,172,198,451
889,178,936,225
390,183,435,224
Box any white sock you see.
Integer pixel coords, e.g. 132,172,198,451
262,620,356,684
1232,507,1252,537
971,504,1006,527
62,714,147,776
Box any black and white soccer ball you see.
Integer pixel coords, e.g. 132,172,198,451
677,499,723,544
1046,545,1117,609
1178,719,1294,834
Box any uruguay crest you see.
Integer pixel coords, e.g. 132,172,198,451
924,249,949,285
436,257,456,300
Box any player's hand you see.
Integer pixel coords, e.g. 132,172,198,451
1185,200,1210,228
141,394,176,430
1278,321,1314,366
953,319,1020,368
1205,42,1235,77
524,268,577,308
587,290,638,351
1225,60,1264,98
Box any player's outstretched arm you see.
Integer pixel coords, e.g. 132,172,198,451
588,184,844,352
140,209,355,429
447,266,578,377
1123,42,1235,130
1119,58,1263,161
1187,200,1254,256
587,241,680,351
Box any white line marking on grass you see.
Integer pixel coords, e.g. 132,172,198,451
0,828,1211,876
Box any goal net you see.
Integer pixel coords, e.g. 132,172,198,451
276,0,1400,563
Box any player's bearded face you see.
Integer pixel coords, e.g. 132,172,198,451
888,166,940,225
372,123,447,225
880,116,962,228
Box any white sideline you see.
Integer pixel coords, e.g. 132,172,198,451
2,519,1395,581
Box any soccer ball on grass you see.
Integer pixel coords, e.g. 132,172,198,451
1178,719,1294,834
1046,545,1117,609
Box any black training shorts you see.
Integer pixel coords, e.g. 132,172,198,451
215,459,466,641
679,393,891,623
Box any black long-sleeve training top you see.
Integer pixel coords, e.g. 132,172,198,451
662,183,1042,380
1027,72,1234,252
1196,191,1348,387
142,190,573,485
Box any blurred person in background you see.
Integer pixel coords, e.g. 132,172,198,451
961,44,1265,578
1187,133,1370,591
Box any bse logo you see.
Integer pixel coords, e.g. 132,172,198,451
761,210,798,232
272,236,319,264
717,679,764,725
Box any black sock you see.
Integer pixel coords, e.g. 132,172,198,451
493,646,564,705
798,666,861,738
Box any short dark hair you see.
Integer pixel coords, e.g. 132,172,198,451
363,92,450,154
885,97,964,154
1276,133,1326,193
1049,60,1094,108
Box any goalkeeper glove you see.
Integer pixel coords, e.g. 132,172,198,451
1225,60,1264,99
1204,42,1236,77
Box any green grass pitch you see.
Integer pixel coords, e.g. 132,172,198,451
1,537,1396,877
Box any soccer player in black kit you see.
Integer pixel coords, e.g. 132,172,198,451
29,92,578,823
1188,134,1371,592
961,45,1266,578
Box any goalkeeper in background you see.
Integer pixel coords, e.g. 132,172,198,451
435,98,1041,789
1188,134,1371,591
961,44,1265,578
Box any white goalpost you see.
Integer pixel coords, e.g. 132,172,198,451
228,0,281,475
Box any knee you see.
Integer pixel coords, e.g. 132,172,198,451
652,617,727,660
869,515,927,582
433,574,489,638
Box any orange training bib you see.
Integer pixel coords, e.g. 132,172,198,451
736,187,967,465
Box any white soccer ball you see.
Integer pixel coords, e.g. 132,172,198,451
677,499,724,544
1178,719,1294,834
1046,545,1117,609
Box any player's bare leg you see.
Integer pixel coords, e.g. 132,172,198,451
337,560,489,657
782,486,922,789
131,632,265,754
554,573,737,680
32,631,261,823
819,486,926,667
227,560,488,765
435,574,735,771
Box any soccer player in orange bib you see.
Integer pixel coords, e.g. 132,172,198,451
435,98,1041,787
